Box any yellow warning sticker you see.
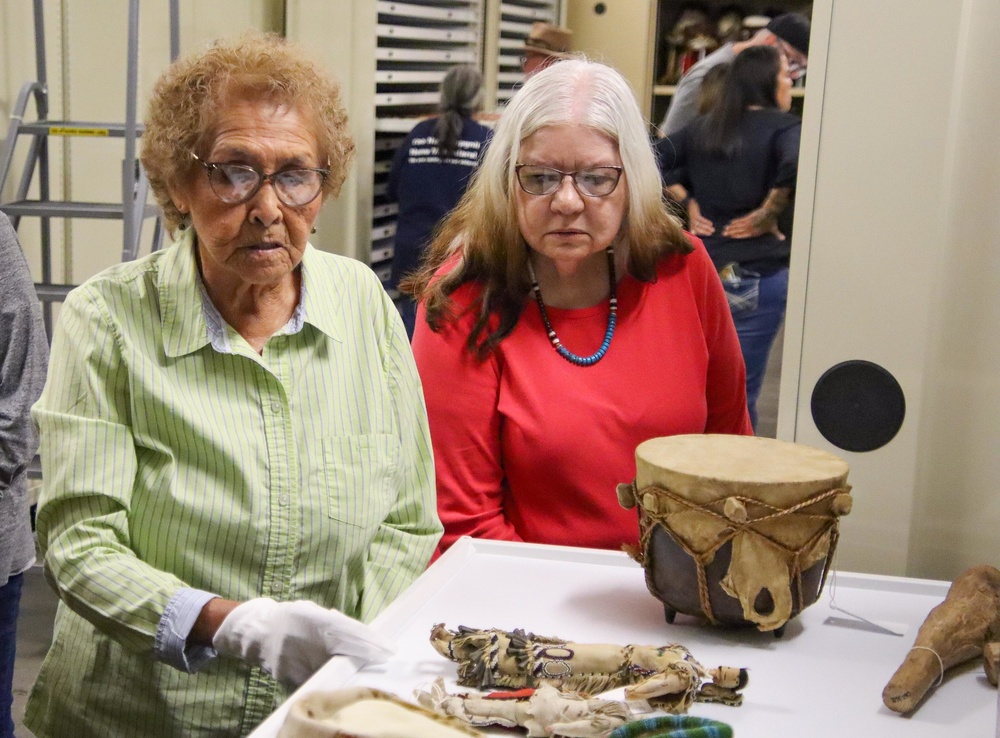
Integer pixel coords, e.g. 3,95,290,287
49,127,110,137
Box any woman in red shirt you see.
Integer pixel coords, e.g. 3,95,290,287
405,59,752,556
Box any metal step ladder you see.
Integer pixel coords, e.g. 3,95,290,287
0,0,180,331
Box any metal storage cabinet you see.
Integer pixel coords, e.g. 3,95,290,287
493,1,563,106
779,0,1000,578
370,2,485,292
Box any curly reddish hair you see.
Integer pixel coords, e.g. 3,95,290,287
141,31,355,232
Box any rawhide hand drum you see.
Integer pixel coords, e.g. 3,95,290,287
617,434,851,634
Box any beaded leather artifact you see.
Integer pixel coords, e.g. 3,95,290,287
429,624,747,714
416,679,631,737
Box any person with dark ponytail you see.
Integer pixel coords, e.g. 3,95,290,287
656,45,801,431
388,66,492,337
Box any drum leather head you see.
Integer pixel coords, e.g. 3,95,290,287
810,360,905,453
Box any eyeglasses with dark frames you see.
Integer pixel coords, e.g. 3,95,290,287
191,153,329,207
515,164,624,197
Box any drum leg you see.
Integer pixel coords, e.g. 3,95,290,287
664,605,677,624
773,624,786,639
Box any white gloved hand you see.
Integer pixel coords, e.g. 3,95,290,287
212,598,396,686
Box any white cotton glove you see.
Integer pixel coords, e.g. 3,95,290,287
212,598,396,686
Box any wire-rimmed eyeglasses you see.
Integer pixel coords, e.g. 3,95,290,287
191,153,329,207
515,164,624,198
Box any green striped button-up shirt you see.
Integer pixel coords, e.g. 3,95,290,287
26,232,441,737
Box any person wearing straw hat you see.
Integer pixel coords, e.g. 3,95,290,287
520,22,574,78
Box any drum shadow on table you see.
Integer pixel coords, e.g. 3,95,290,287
561,584,667,632
562,583,806,648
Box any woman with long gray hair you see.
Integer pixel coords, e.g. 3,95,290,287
404,59,752,557
387,65,492,337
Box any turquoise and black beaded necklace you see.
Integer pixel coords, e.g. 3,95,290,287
527,246,618,366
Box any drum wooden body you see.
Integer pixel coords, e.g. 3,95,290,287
618,435,851,633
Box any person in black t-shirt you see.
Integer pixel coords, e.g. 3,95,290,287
657,45,801,431
388,66,492,338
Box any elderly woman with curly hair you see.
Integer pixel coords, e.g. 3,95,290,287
405,59,752,558
26,33,440,737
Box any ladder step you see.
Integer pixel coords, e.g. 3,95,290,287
1,200,159,219
16,121,145,138
27,454,42,480
34,283,76,302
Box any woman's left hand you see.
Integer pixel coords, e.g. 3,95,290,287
722,208,784,240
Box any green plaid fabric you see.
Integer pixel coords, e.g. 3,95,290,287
610,715,734,738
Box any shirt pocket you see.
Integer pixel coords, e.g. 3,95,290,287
322,433,398,528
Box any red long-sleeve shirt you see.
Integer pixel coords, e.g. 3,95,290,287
413,236,752,556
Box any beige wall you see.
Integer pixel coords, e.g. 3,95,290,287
285,0,377,262
907,0,1000,579
566,0,656,118
780,0,1000,579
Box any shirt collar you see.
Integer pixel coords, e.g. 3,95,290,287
194,273,307,354
159,232,337,357
160,229,210,358
297,244,342,343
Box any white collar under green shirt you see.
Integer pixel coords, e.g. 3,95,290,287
194,261,307,355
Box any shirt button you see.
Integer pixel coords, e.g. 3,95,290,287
278,494,289,506
271,402,282,414
272,581,284,593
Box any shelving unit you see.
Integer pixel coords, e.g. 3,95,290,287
653,84,805,97
289,0,563,288
493,1,561,106
650,1,812,128
370,1,561,295
370,1,485,292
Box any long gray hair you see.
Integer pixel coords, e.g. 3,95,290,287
435,65,484,157
405,58,689,358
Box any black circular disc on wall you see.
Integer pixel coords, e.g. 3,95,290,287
810,360,905,452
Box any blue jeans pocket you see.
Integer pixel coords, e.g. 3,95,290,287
719,262,761,314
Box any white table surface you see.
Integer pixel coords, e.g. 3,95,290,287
250,538,996,737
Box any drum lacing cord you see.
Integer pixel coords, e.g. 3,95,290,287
631,483,848,625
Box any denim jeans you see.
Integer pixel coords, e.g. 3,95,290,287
0,573,24,738
722,266,789,432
